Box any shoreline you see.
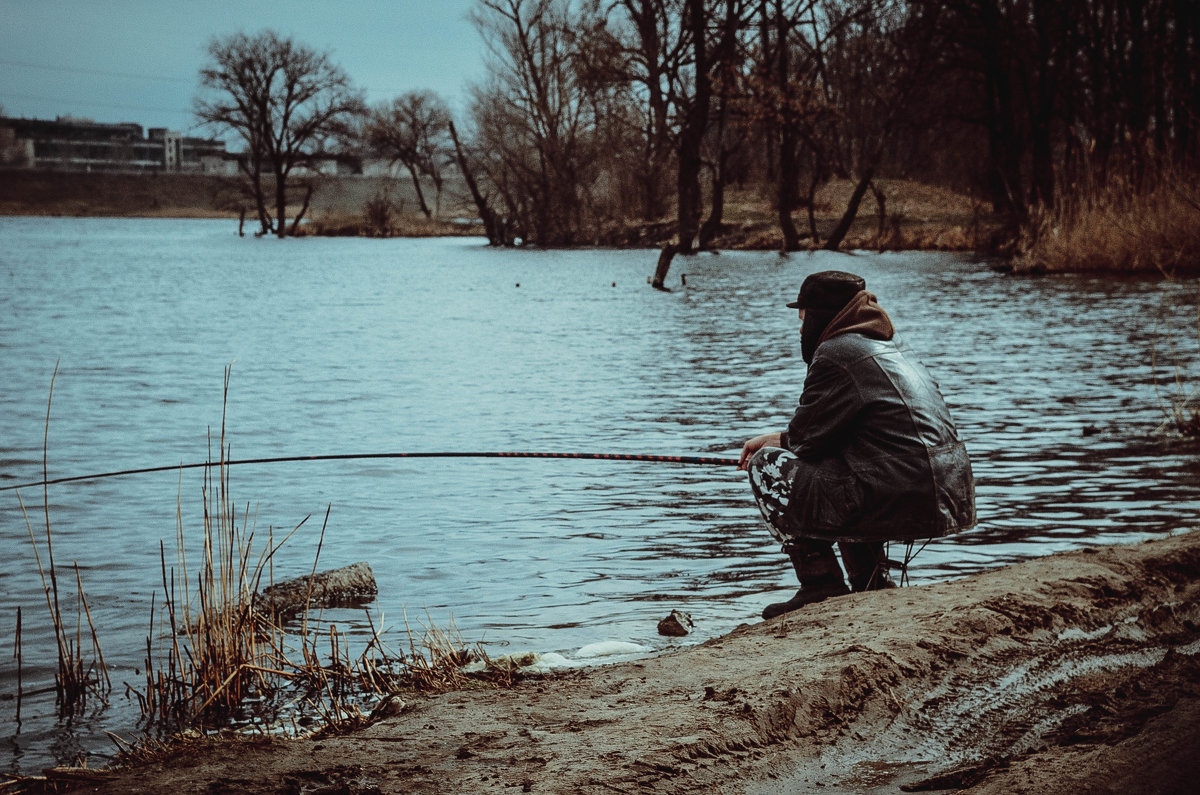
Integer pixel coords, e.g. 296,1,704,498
0,206,986,253
47,529,1200,794
6,170,1198,272
0,170,1003,254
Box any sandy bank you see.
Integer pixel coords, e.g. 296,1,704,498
52,531,1200,794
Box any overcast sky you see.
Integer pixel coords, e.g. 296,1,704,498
0,0,485,136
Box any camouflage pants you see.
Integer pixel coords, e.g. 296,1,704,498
746,447,801,549
747,446,896,591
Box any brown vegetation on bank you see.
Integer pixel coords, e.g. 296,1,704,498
25,530,1200,795
1014,165,1200,275
596,180,1000,253
0,170,475,225
0,170,236,218
8,166,1199,273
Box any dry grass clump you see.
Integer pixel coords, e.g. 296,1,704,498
16,368,526,773
18,510,111,714
1015,165,1200,274
122,369,517,749
16,364,110,715
135,370,305,729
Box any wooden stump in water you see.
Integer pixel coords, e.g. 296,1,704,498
255,562,378,616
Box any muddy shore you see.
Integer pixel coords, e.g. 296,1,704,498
44,530,1200,794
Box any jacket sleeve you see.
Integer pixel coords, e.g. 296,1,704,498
785,353,863,458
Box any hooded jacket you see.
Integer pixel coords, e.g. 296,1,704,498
779,291,975,541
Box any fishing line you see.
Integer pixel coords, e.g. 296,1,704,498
0,451,741,492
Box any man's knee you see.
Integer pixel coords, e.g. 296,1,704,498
747,445,787,479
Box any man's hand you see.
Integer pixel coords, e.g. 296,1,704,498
738,432,783,470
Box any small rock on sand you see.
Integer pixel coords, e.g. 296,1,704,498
657,610,694,637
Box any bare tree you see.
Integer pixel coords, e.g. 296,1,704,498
195,30,364,237
469,0,600,245
366,90,453,219
651,0,748,288
819,1,945,250
616,0,688,220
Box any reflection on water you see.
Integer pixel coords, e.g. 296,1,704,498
1,219,1198,771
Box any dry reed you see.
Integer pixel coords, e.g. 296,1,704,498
19,365,520,767
16,362,110,713
137,367,307,730
133,366,515,741
1015,162,1200,274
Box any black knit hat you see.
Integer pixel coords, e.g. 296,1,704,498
787,271,866,312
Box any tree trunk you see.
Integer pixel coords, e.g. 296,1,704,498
676,125,704,255
823,165,876,251
630,0,671,220
773,0,801,252
288,181,313,236
651,243,678,290
697,1,740,252
697,168,725,250
1029,0,1059,208
239,156,271,235
657,0,710,286
777,134,802,252
698,99,730,250
758,3,778,184
274,170,288,238
448,120,503,246
406,162,432,218
980,0,1025,220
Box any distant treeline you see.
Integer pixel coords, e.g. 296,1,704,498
191,1,1198,271
458,1,1197,249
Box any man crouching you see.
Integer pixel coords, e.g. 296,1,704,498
739,271,975,620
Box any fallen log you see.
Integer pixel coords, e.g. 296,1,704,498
255,562,377,616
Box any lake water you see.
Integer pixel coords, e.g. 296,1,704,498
2,217,1199,772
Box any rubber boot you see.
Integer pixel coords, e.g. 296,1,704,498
838,541,898,592
762,539,850,619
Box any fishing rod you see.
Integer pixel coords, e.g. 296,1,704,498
0,451,741,492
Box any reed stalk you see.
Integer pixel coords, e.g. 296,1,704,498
16,363,110,713
13,607,21,722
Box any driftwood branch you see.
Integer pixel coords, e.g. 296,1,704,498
255,562,377,616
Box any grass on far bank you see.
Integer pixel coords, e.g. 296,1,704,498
699,179,997,252
301,178,1003,252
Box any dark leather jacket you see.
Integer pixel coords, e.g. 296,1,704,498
781,291,975,541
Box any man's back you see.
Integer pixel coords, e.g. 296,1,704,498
796,330,975,541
